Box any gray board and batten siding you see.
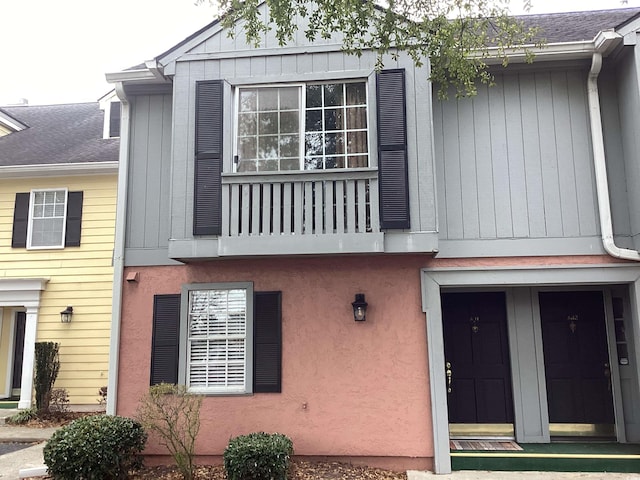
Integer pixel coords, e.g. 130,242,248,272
605,43,640,251
124,93,182,266
161,12,438,261
433,65,634,258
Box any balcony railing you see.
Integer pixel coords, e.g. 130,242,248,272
222,169,380,238
215,169,383,255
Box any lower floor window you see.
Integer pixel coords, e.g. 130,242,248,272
185,283,253,393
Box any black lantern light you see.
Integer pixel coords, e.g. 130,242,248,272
351,293,368,322
60,306,73,323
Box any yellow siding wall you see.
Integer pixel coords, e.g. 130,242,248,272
0,125,11,136
0,174,116,406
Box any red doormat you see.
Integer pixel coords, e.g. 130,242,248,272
450,440,523,451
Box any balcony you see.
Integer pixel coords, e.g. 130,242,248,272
217,168,384,256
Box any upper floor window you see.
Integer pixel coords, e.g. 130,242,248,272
29,189,67,248
235,81,368,172
11,189,83,249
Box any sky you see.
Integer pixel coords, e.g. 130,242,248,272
2,0,640,106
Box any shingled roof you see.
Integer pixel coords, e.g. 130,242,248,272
0,103,119,167
520,7,640,43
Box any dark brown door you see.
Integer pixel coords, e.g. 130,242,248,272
443,292,514,424
12,312,26,390
540,291,614,425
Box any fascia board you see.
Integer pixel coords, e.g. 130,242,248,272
0,110,28,132
158,22,227,76
0,161,118,178
616,16,640,38
105,68,169,84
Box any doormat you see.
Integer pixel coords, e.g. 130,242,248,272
450,440,524,451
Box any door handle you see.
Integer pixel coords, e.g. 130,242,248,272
604,362,611,392
446,361,452,393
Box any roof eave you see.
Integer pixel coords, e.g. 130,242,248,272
0,161,119,179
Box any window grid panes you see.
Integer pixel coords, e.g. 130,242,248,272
187,288,247,392
236,81,368,172
304,82,368,170
29,189,66,248
237,86,300,172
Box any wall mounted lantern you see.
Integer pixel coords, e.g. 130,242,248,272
60,306,73,323
351,293,368,322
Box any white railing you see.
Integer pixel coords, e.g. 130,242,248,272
221,169,380,238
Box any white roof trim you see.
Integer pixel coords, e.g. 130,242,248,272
0,161,118,178
0,110,28,132
105,67,169,84
614,14,640,38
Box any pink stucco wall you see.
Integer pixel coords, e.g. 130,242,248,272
118,255,435,468
116,254,626,469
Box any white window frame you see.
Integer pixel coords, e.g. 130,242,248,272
179,282,254,395
26,188,68,250
233,80,370,172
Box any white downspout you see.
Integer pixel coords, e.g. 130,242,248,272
588,44,640,261
106,82,131,415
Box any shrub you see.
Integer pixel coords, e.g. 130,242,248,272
43,415,147,480
49,388,70,413
6,407,37,425
34,342,60,413
224,432,294,480
136,383,202,480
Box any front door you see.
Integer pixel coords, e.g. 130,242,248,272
539,291,615,436
443,292,514,433
11,312,26,396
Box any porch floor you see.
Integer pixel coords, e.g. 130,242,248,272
451,442,640,472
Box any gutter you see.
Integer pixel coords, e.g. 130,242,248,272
587,31,640,261
106,82,131,415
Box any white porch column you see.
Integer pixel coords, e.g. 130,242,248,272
18,306,39,409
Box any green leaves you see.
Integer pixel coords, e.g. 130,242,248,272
43,415,147,480
224,432,294,480
201,0,540,98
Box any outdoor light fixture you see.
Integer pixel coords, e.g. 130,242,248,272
60,306,73,323
351,293,368,322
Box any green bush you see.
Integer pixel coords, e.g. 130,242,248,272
6,407,37,425
224,432,293,480
43,415,147,480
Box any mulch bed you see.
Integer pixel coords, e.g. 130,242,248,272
26,460,408,480
129,460,408,480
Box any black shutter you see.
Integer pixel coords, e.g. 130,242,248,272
65,191,83,247
194,80,224,235
109,102,121,137
150,294,181,385
376,69,410,229
254,291,282,393
11,193,29,248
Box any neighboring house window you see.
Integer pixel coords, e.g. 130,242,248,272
11,190,83,249
150,287,282,394
29,189,67,248
235,81,368,172
109,102,121,138
186,284,252,394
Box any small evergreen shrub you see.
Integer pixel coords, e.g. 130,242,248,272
34,342,60,413
43,415,147,480
6,407,37,425
224,432,293,480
